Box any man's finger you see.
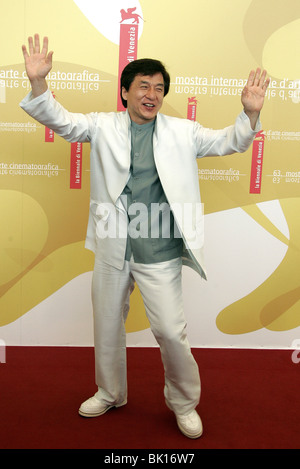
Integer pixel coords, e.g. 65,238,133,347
34,33,40,53
258,69,267,88
41,36,49,57
22,44,29,59
247,69,255,87
28,36,34,55
262,76,270,92
254,68,261,86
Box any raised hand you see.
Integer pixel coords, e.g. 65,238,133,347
241,68,270,128
22,34,53,96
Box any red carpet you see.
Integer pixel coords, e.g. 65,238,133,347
0,346,299,450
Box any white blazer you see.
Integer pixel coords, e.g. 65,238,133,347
20,90,260,279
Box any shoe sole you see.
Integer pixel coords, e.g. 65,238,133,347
78,401,126,418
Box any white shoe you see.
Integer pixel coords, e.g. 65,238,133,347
176,410,203,439
78,396,126,418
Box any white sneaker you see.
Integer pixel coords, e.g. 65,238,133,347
176,410,203,439
78,396,126,418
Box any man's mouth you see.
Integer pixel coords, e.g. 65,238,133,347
143,103,155,108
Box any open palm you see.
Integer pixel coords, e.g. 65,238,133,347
241,68,270,114
22,34,53,81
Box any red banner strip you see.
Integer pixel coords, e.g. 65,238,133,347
70,142,82,189
45,127,54,142
249,131,265,194
117,23,139,111
187,97,197,121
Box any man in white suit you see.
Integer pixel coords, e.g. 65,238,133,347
21,34,270,439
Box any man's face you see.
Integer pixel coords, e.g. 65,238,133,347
122,73,165,125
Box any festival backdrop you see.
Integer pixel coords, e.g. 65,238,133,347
0,0,299,348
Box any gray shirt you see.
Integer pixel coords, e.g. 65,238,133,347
122,119,183,263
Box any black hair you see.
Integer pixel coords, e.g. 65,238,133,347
120,58,170,108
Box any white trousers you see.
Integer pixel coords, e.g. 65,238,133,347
91,255,201,416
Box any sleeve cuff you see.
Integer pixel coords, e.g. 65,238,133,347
19,89,51,110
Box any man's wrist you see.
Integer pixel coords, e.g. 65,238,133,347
30,77,48,98
244,110,260,131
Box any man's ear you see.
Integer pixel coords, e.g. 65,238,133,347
121,87,128,102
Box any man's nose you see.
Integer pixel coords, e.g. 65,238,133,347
145,86,156,99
